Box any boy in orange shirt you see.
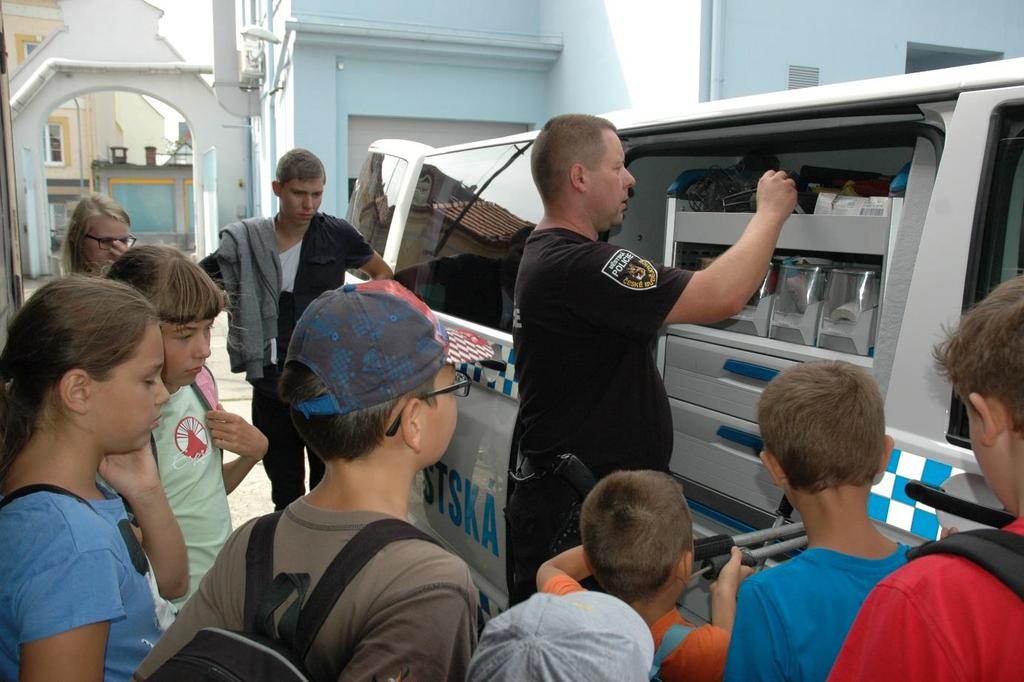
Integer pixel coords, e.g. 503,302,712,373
537,470,750,682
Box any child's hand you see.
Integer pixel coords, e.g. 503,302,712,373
536,545,591,592
99,443,162,502
710,547,754,600
708,547,754,633
108,237,131,260
207,410,269,461
940,526,960,539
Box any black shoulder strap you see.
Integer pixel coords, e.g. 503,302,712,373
244,511,284,630
0,483,149,575
0,483,87,511
907,529,1024,599
292,518,438,659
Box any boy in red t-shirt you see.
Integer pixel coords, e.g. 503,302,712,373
537,470,750,682
830,276,1024,681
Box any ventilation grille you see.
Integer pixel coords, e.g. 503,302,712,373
787,65,820,89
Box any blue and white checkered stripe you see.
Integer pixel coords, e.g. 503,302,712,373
460,345,956,541
869,449,964,540
459,341,519,401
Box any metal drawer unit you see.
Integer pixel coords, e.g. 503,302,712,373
660,191,890,527
664,335,797,423
669,399,786,520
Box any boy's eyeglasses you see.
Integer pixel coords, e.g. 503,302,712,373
385,371,471,437
85,234,137,250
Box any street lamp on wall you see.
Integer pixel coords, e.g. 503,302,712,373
238,25,281,92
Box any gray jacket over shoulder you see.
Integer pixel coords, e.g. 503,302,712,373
214,217,280,381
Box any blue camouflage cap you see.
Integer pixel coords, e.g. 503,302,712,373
286,280,493,418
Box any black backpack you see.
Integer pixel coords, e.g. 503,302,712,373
907,528,1024,599
145,512,438,681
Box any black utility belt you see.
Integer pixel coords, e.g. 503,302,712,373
513,452,596,501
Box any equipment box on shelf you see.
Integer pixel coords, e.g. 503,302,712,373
658,134,912,526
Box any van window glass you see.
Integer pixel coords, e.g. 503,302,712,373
346,152,408,255
951,106,1024,444
968,110,1024,302
394,141,540,331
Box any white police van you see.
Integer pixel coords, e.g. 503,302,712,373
346,58,1024,619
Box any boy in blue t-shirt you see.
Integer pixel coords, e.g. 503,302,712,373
724,361,908,682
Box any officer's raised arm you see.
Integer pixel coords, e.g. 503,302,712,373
664,170,797,326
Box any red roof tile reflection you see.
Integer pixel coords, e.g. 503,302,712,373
434,200,533,247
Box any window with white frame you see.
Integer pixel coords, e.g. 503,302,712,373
46,122,65,165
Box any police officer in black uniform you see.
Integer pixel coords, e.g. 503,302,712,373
508,114,797,604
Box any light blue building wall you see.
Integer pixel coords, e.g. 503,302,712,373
247,0,1024,216
290,44,550,213
267,0,558,215
540,1,703,117
292,0,542,36
717,0,1024,98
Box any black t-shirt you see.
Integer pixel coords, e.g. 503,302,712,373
252,213,374,397
512,228,691,478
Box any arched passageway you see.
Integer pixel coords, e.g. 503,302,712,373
10,0,251,275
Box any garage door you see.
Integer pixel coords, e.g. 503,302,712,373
348,116,529,179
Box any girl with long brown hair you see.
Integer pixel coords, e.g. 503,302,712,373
0,277,186,681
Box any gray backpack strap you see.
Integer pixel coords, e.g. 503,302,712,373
649,623,694,681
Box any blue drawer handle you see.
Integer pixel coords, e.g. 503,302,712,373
723,360,779,383
716,425,764,452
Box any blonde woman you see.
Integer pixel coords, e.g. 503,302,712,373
61,193,136,274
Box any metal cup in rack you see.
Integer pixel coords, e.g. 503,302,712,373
769,262,830,346
711,261,780,337
817,268,880,356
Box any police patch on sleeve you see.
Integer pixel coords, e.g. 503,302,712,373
601,249,658,290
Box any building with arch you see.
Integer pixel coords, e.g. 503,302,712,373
9,0,252,276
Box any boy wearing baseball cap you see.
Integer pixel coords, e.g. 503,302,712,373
467,590,656,682
135,280,493,682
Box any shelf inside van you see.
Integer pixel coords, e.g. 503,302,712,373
665,323,874,368
673,210,890,256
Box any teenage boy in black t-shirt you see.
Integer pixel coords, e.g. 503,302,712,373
203,149,393,510
508,114,796,604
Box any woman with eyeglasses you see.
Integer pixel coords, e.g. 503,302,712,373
61,193,137,275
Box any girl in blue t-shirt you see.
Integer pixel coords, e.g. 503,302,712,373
0,277,187,682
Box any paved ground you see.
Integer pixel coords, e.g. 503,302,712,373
24,276,276,528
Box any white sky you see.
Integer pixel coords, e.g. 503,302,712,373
143,0,216,141
148,0,214,65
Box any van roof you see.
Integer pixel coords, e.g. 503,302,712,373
383,57,1024,158
612,56,1024,134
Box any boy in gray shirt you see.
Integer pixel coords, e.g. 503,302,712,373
136,280,492,681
